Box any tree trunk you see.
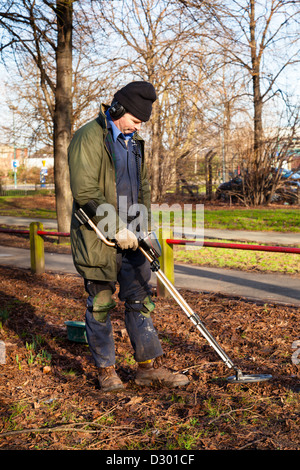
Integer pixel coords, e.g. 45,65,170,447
150,101,161,202
249,0,263,153
252,72,263,152
205,150,214,200
54,0,73,234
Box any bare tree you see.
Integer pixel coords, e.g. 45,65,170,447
219,108,300,206
0,0,73,232
2,24,111,152
0,1,115,232
180,0,300,154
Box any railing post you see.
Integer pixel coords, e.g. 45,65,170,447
30,222,45,274
157,228,174,297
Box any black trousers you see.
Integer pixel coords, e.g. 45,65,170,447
84,248,163,368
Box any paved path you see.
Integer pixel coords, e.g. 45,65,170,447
0,216,59,229
0,245,299,306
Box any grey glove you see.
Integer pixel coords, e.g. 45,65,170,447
115,228,139,250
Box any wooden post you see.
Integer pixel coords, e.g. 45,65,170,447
157,228,174,297
30,222,45,274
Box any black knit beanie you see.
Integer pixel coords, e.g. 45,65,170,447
113,81,157,122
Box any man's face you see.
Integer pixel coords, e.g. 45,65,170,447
113,112,143,135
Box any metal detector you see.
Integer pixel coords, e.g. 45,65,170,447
75,206,272,384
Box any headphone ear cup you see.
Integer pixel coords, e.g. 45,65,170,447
109,102,126,119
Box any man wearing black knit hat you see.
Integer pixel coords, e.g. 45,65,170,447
112,81,157,122
68,81,189,392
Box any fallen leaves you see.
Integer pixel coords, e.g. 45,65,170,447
0,265,299,450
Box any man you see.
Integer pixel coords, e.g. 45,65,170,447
68,81,189,392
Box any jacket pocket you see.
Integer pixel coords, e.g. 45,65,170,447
72,224,115,269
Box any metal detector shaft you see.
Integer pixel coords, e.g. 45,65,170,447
138,246,237,371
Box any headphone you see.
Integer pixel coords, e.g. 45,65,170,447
109,101,126,119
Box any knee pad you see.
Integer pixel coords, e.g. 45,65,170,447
92,289,116,323
125,295,155,318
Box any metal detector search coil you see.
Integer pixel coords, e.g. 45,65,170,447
227,372,273,384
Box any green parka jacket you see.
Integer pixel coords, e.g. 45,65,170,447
68,104,152,281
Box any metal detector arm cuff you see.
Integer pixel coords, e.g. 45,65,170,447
74,200,100,226
74,199,127,239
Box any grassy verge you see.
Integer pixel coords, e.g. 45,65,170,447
154,206,300,274
203,207,300,232
0,195,56,219
173,240,300,275
152,206,300,232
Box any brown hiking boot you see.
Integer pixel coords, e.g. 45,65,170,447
135,359,189,388
98,366,124,392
